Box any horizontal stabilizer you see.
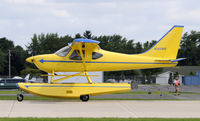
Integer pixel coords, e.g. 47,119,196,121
171,58,186,62
155,58,186,63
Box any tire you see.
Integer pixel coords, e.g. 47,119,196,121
80,95,89,102
17,94,23,102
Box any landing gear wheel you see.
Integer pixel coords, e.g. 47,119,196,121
80,95,89,102
17,94,24,102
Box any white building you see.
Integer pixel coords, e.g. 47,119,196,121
156,71,171,85
48,72,103,83
156,71,183,85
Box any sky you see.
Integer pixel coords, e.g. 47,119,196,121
0,0,200,49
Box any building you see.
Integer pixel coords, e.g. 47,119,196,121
184,71,200,85
156,71,170,85
156,71,183,85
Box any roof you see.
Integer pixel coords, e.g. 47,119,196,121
157,71,171,76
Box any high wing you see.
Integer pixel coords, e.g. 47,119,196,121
70,39,101,51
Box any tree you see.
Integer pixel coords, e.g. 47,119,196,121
27,33,74,55
0,50,6,74
27,34,40,55
0,37,14,53
75,33,82,39
11,46,27,76
178,31,200,66
135,42,143,53
20,67,43,78
0,37,15,76
83,30,93,39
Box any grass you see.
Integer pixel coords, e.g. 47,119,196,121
0,118,200,121
0,90,20,94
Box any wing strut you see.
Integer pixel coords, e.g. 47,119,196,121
50,72,84,83
78,42,93,84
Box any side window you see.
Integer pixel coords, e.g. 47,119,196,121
69,50,85,60
0,79,5,83
6,79,18,83
92,52,103,60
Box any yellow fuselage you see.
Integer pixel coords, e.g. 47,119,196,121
28,49,176,73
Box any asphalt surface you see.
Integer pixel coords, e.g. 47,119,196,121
1,100,200,118
93,94,200,100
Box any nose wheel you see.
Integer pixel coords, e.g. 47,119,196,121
17,94,24,102
80,95,89,102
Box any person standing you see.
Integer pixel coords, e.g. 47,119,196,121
174,77,179,96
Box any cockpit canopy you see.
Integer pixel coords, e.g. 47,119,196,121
55,45,103,60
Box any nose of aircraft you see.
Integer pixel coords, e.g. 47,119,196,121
26,56,34,63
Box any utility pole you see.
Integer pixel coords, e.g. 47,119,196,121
9,49,11,78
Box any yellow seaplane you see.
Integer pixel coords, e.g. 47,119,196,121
17,25,185,101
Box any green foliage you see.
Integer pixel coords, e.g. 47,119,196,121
27,33,73,55
75,33,82,39
0,37,14,53
97,35,136,54
20,67,43,78
83,30,94,39
178,31,200,66
0,50,6,73
0,37,27,76
135,42,143,53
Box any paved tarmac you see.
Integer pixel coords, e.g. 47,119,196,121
1,100,200,118
93,94,200,100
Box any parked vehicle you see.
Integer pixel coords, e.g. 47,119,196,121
0,78,26,89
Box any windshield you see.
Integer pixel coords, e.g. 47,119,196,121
55,46,71,57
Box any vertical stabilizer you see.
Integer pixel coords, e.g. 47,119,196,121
140,25,184,59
